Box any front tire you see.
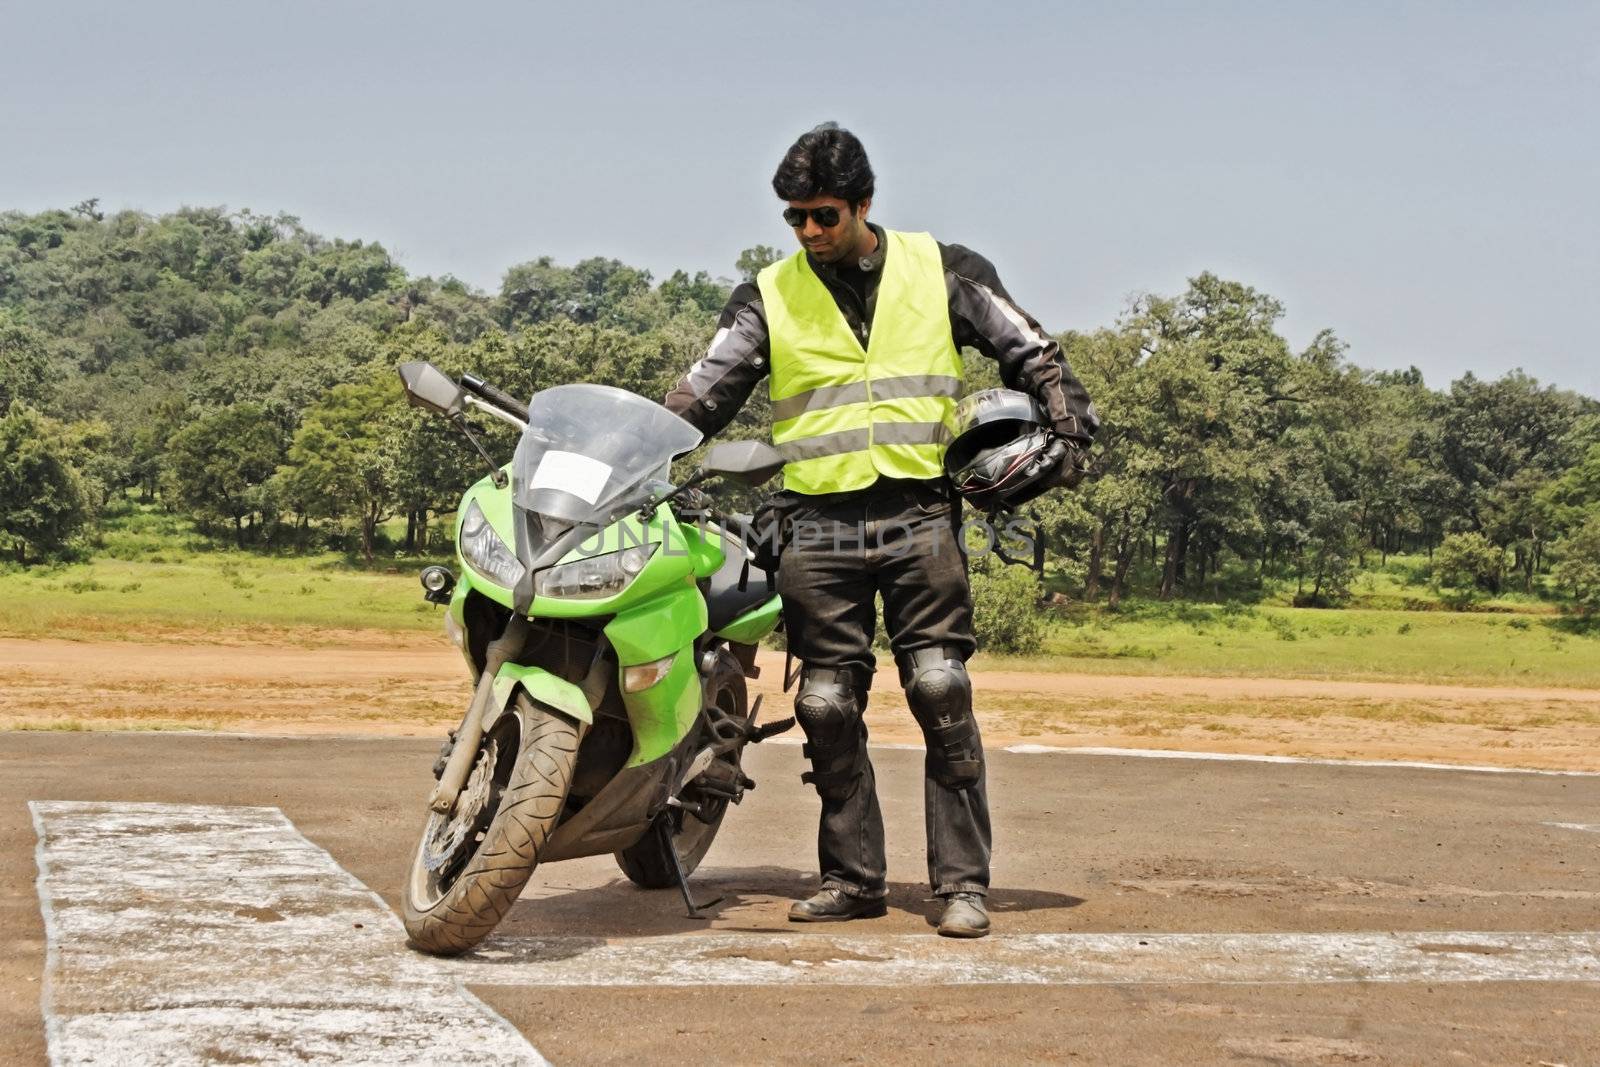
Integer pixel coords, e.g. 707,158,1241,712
402,696,580,956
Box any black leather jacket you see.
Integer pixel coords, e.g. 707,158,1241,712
663,224,1099,448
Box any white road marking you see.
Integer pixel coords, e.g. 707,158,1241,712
452,930,1600,986
775,735,1600,775
1004,744,1600,777
31,801,545,1067
1545,821,1600,834
32,801,1600,1064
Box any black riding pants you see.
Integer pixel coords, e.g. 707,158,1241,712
776,480,991,899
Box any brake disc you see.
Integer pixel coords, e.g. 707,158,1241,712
421,737,498,873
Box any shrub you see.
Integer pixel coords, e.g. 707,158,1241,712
1432,532,1505,608
968,555,1049,655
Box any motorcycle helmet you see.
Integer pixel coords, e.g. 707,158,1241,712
943,388,1059,513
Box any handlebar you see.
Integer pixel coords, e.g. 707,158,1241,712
460,374,529,422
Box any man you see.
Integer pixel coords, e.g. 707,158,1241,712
664,123,1096,938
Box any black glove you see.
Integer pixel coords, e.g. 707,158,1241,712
748,495,791,573
1039,436,1090,490
676,486,713,518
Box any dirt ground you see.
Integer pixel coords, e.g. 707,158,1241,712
5,733,1599,1065
8,632,1597,1064
4,634,1599,770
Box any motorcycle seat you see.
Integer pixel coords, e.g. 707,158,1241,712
703,523,776,633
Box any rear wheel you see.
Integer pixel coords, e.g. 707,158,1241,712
615,658,747,888
402,695,580,956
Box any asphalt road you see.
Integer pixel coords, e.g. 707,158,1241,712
4,732,1598,1065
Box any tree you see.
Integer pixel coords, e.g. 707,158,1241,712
1483,467,1557,591
1127,276,1296,599
1432,531,1505,607
1052,326,1153,605
1350,373,1442,560
497,256,583,327
127,395,187,502
1539,443,1600,535
291,239,403,305
1551,515,1600,616
274,376,401,561
735,245,782,282
162,404,285,543
1436,371,1587,533
657,270,729,317
406,276,498,342
0,406,91,564
0,310,50,416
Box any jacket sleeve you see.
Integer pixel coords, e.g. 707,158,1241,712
662,281,771,440
941,243,1099,445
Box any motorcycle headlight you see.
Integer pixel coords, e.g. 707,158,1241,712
534,543,657,601
459,500,526,589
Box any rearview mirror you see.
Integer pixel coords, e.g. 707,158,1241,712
397,361,467,417
700,440,785,487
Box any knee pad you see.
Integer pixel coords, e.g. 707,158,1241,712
794,666,866,800
899,646,982,789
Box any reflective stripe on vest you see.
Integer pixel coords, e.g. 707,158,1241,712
757,230,963,495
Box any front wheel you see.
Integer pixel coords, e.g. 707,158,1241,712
402,695,580,956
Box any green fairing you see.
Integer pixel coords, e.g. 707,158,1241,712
443,484,745,768
620,639,701,767
680,521,725,579
605,579,706,663
715,594,783,643
491,662,593,726
605,581,707,768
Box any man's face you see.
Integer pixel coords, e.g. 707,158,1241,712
785,194,871,264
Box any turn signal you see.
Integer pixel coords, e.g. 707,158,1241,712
623,653,676,692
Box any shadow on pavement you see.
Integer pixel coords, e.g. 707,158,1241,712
496,864,1083,940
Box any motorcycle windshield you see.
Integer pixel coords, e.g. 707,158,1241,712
511,384,702,525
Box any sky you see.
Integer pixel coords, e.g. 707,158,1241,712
3,0,1597,395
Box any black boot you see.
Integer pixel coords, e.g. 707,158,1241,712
788,887,888,923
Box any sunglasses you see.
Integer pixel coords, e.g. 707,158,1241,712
783,205,844,228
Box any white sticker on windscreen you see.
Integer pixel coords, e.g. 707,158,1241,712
529,450,612,504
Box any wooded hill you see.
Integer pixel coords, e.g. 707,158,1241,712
2,203,1597,612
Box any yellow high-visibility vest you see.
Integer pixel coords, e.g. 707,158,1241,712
757,229,963,494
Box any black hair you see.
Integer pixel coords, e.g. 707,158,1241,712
771,122,875,206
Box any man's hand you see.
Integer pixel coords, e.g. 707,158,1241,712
676,486,713,517
1039,436,1091,490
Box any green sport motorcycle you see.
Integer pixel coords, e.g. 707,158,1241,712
395,362,791,956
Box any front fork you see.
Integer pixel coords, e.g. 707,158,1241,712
429,618,530,813
430,617,607,815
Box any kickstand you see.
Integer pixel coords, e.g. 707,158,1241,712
657,814,722,919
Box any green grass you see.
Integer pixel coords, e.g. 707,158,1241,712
1338,554,1558,614
7,503,1599,688
988,550,1600,687
978,600,1600,688
0,503,448,639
